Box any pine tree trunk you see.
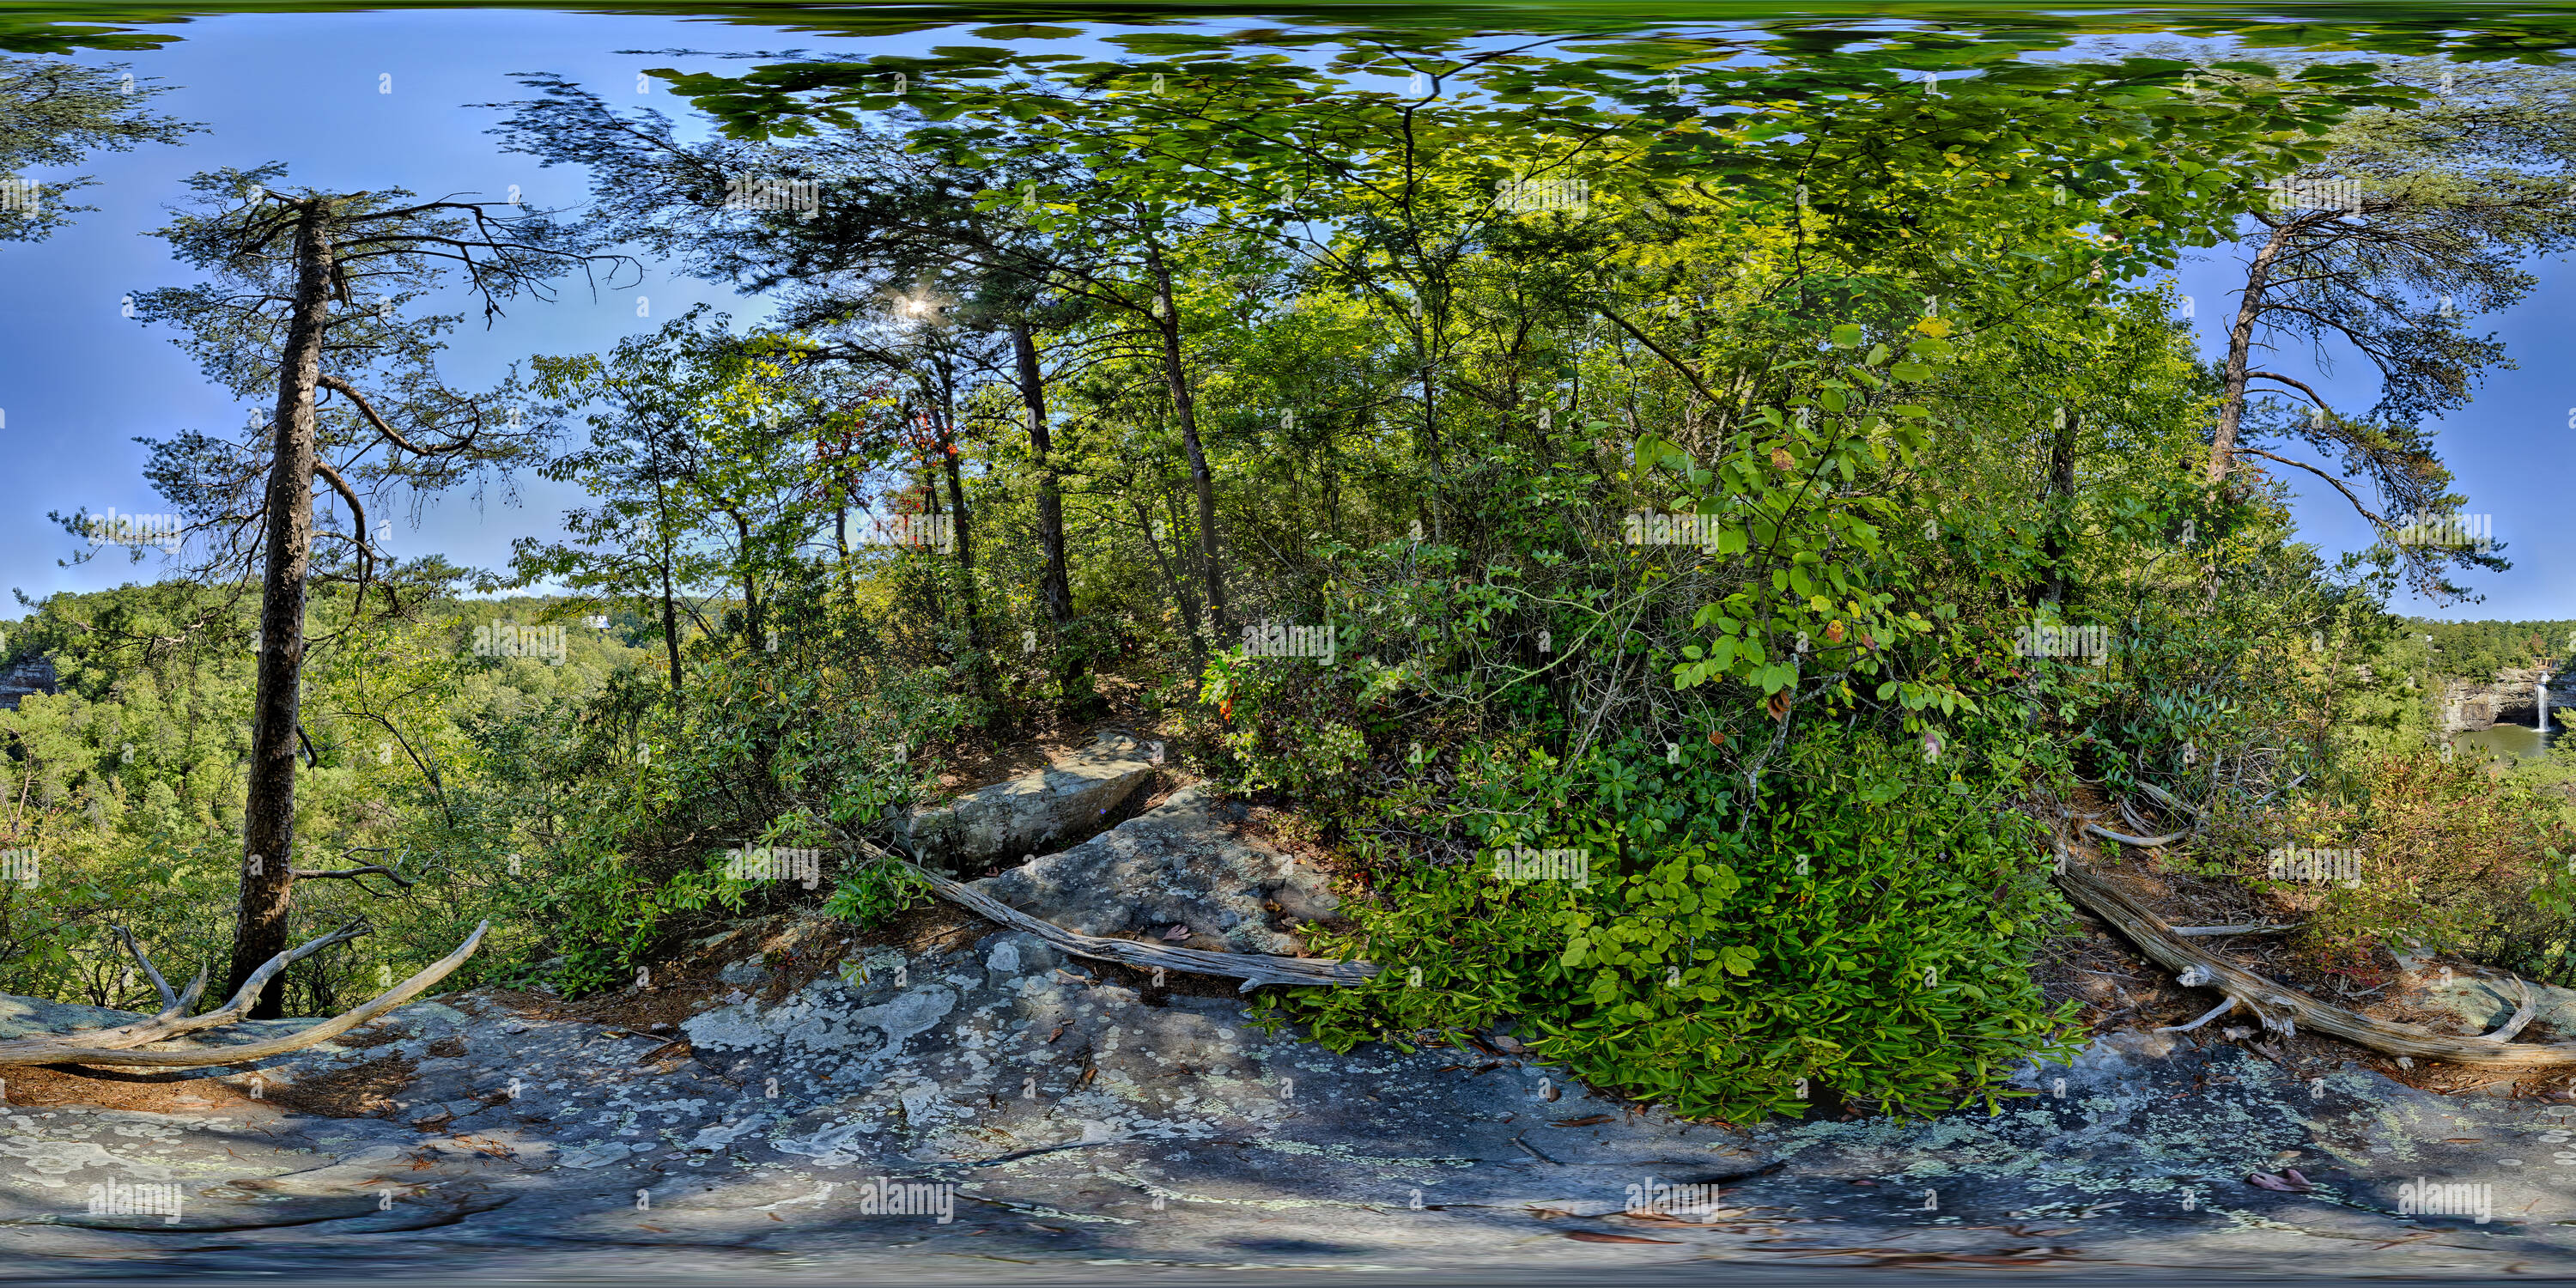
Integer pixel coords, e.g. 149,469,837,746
2208,219,2296,487
654,453,683,711
226,199,331,1019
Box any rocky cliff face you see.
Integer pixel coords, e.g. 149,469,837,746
0,656,56,710
2440,666,2570,732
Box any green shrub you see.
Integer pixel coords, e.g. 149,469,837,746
1267,723,2083,1121
1198,647,1370,802
822,859,934,928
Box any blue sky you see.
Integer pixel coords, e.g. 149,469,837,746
0,9,2566,620
2163,241,2575,622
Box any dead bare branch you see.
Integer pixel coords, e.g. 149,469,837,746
288,863,417,889
113,924,179,1012
2057,861,2576,1068
2085,821,2192,848
0,920,487,1069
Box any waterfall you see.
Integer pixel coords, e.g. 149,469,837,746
2543,677,2554,733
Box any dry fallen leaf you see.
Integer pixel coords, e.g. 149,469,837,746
1567,1230,1681,1244
636,1224,671,1233
1161,924,1193,942
1552,1114,1615,1127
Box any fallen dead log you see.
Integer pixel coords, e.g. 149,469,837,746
2053,856,2576,1068
0,919,488,1069
864,842,1377,992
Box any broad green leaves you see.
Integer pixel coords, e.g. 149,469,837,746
1653,324,1947,724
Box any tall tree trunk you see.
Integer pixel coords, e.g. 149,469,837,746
227,199,331,1018
1144,241,1229,637
728,509,762,648
914,468,951,652
653,453,683,712
2208,218,2297,487
2038,407,2079,608
659,543,683,708
933,398,987,660
1014,320,1084,703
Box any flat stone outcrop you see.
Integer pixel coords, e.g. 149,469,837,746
895,731,1157,873
966,785,1339,956
13,933,2576,1278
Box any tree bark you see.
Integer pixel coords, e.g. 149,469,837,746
2208,218,2297,487
1014,320,1084,700
2038,407,2079,607
726,507,762,648
227,198,331,1018
933,392,987,661
1144,240,1229,639
653,443,683,711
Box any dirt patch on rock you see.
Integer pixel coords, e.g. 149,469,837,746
0,1064,261,1115
258,1052,418,1119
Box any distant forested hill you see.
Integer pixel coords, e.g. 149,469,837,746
2405,619,2576,682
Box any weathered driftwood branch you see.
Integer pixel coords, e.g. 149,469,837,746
114,924,182,1012
2172,923,2300,937
2157,997,2238,1033
0,919,366,1063
0,920,488,1069
2055,861,2576,1068
2086,821,2192,848
2480,975,2538,1044
865,843,1376,992
2119,797,2160,838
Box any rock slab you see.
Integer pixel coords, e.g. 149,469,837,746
896,731,1156,873
968,784,1338,955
